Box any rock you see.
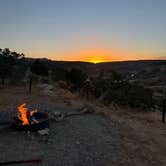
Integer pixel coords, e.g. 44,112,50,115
53,111,65,121
80,104,95,113
38,128,50,135
53,111,62,117
76,141,80,145
37,83,54,96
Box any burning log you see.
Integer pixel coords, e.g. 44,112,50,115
13,103,49,131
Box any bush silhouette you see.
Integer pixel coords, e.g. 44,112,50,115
93,71,154,109
66,68,87,91
31,60,48,76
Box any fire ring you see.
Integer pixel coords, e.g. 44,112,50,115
12,112,49,131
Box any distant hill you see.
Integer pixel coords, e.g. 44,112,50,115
1,48,165,94
30,59,166,90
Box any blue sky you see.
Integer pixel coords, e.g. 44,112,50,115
0,0,166,61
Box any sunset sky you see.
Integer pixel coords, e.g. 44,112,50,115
0,0,166,62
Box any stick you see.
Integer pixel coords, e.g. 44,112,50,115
0,158,42,165
162,98,166,123
29,77,32,94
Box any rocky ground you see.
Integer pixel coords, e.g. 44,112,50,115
0,85,166,166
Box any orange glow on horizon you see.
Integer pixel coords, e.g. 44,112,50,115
53,49,121,63
27,48,164,62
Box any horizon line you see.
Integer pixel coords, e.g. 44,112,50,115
26,56,166,64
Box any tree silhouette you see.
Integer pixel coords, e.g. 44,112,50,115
0,48,24,85
31,60,48,76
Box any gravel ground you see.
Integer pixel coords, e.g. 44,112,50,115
0,111,121,166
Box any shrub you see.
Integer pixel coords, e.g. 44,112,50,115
31,60,48,76
66,68,87,91
51,68,68,81
93,72,154,109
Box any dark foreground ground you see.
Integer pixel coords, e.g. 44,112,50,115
0,112,121,166
0,85,166,166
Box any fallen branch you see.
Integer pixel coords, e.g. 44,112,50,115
49,104,94,122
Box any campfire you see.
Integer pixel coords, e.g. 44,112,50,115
13,103,49,131
17,103,38,125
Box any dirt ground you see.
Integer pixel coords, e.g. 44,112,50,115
0,85,166,166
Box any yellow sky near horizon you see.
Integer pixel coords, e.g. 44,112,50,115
26,48,165,63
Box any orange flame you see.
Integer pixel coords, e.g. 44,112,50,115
30,110,38,116
17,103,38,125
18,103,30,125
